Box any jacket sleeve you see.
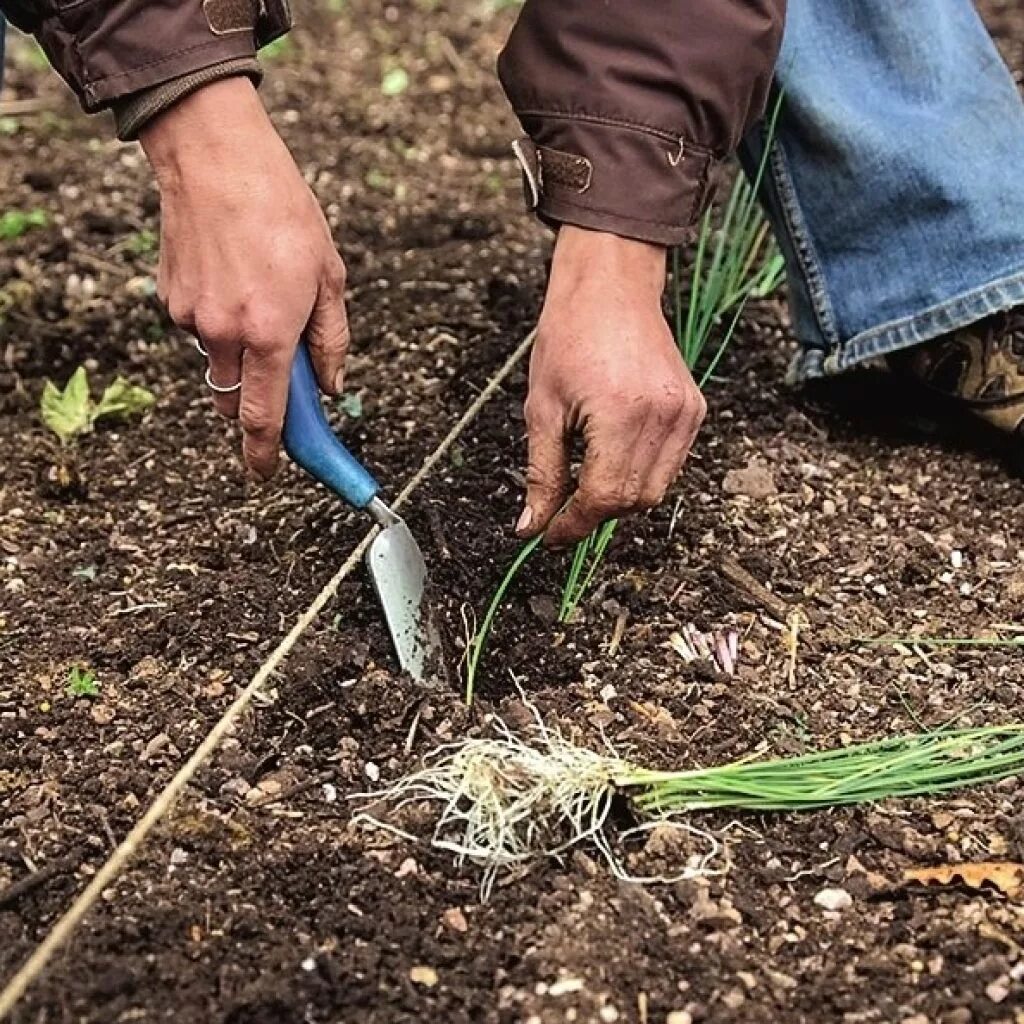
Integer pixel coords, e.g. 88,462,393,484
497,0,786,246
0,0,290,114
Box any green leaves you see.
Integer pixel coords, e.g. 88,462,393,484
65,666,100,698
0,208,48,241
41,368,92,445
40,367,155,445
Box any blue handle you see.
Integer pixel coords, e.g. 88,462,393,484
283,341,379,510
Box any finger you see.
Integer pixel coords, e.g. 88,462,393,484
542,431,637,549
518,400,571,538
202,342,244,419
306,268,350,396
238,340,293,479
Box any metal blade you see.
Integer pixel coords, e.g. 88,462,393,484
364,503,434,681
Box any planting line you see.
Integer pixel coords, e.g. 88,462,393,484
0,328,537,1019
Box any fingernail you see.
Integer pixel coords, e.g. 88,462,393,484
515,506,533,535
334,370,345,395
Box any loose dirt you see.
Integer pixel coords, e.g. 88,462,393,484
2,3,1023,1022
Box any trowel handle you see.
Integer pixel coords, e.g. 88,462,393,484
283,340,379,510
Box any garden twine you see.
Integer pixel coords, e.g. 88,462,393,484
0,328,537,1019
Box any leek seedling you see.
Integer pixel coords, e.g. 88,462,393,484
358,708,1024,897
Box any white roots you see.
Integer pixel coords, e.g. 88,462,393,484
353,700,719,899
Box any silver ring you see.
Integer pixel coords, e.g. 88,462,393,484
204,365,242,394
192,336,210,358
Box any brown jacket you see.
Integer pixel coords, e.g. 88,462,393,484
1,0,784,246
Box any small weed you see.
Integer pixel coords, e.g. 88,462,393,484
41,367,155,446
0,208,48,241
65,667,100,698
126,229,158,256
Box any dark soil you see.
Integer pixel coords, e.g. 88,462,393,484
2,3,1024,1023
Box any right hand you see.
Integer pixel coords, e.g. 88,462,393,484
517,227,706,548
140,77,349,478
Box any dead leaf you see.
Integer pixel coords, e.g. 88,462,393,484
902,861,1024,900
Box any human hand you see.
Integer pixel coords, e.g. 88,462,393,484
517,226,706,548
140,78,349,478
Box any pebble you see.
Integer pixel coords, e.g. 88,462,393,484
442,908,468,933
667,1014,693,1024
364,762,381,783
985,979,1009,1003
409,965,438,988
598,1006,619,1023
322,783,338,803
813,887,853,911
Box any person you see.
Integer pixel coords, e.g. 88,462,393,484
1,0,1021,551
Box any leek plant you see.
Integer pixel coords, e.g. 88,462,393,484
358,709,1024,897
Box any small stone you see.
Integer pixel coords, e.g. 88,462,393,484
721,989,745,1010
141,732,170,761
723,458,777,499
599,683,618,703
442,908,468,933
364,762,380,783
409,965,438,988
322,783,338,803
667,1014,693,1024
168,848,188,868
220,777,250,799
548,977,584,997
985,980,1009,1003
91,705,115,725
301,956,316,972
395,857,418,878
598,1006,619,1023
813,887,852,912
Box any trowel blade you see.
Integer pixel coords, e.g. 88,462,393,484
365,516,434,681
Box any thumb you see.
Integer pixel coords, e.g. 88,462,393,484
518,403,570,538
306,281,351,396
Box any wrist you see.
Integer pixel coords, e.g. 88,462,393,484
140,77,269,188
549,226,667,302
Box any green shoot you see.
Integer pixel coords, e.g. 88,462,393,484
41,367,155,446
65,667,100,698
559,519,617,623
464,535,543,704
0,208,48,241
381,67,411,97
359,705,1024,896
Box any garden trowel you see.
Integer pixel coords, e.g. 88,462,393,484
282,341,435,681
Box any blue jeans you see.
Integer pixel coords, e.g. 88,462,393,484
744,0,1024,382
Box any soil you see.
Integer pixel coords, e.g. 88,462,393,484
2,3,1024,1023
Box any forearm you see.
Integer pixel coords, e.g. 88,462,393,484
498,0,786,245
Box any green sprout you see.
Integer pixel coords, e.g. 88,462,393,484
0,209,48,241
65,667,100,698
40,367,155,446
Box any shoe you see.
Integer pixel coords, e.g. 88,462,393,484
888,310,1024,435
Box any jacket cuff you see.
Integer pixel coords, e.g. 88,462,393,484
509,122,717,247
113,58,262,141
32,0,284,112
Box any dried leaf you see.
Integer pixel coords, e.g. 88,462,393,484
903,861,1024,900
